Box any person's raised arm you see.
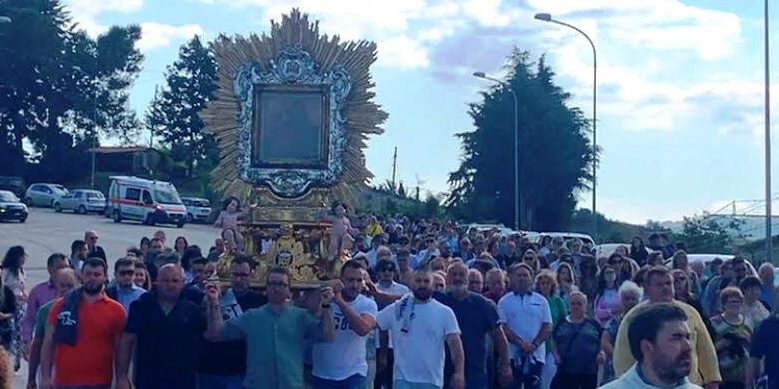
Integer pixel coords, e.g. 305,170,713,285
446,333,465,389
332,281,375,336
319,285,336,342
204,282,225,341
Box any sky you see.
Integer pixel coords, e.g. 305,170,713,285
60,0,779,224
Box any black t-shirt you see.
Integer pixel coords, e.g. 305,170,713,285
196,289,267,376
750,315,779,389
126,292,207,389
0,286,16,345
434,291,499,387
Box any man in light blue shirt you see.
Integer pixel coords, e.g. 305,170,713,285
106,257,146,312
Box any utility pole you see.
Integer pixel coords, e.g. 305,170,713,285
765,0,773,263
391,146,397,190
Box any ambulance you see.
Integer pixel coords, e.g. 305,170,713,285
106,176,187,227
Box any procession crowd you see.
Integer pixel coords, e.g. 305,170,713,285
0,210,778,389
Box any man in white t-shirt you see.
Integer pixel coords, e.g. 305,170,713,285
312,260,378,388
376,268,465,389
498,263,552,389
374,259,410,389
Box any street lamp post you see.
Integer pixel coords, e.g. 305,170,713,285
764,0,773,263
474,71,520,231
535,12,598,238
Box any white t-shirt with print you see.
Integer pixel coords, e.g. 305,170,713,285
312,294,378,381
376,297,460,387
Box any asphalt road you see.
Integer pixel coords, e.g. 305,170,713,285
0,207,222,388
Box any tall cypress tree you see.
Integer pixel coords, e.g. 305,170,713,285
447,50,594,231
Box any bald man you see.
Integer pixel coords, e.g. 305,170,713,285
27,268,78,388
435,263,512,388
117,264,207,389
758,263,775,310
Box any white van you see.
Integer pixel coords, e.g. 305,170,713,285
107,176,187,227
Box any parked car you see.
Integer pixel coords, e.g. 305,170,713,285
24,183,68,207
181,197,213,223
0,190,28,222
595,243,656,258
527,232,597,248
107,176,187,227
663,254,757,278
54,189,106,214
0,176,26,198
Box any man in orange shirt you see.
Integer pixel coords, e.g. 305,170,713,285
39,257,126,389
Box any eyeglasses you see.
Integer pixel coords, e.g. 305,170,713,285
267,281,289,288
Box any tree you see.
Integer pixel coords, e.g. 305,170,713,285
447,50,594,230
673,215,745,254
0,0,142,180
146,36,218,178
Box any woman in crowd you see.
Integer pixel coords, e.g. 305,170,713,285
539,235,553,258
536,270,568,389
0,246,25,371
710,287,753,389
593,265,620,326
646,251,664,267
522,249,542,275
672,269,707,319
607,253,634,285
551,291,604,389
174,236,188,256
579,256,599,303
556,263,578,305
739,276,770,328
672,250,702,299
628,236,648,267
600,281,643,384
133,262,152,290
0,267,16,353
139,236,151,255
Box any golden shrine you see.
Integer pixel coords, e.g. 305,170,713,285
201,10,387,288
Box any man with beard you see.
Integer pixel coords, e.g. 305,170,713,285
69,239,88,271
376,268,465,389
601,303,702,389
435,263,512,388
311,260,378,388
613,266,721,388
40,258,126,389
116,264,208,389
498,263,552,389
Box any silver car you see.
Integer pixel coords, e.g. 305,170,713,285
54,189,106,214
181,197,213,223
24,183,68,207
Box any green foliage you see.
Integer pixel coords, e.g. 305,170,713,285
0,0,142,180
673,215,746,254
146,36,218,178
446,50,594,231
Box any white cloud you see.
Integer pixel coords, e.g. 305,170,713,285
65,0,144,36
377,35,430,69
137,23,205,52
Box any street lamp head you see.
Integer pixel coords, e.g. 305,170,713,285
534,13,552,22
473,71,486,78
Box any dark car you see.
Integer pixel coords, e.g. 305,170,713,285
0,176,25,198
0,190,28,222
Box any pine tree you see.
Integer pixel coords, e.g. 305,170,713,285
146,36,218,178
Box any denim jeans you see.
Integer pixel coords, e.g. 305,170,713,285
311,374,367,389
196,373,244,389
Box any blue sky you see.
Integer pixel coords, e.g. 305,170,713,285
62,0,779,224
